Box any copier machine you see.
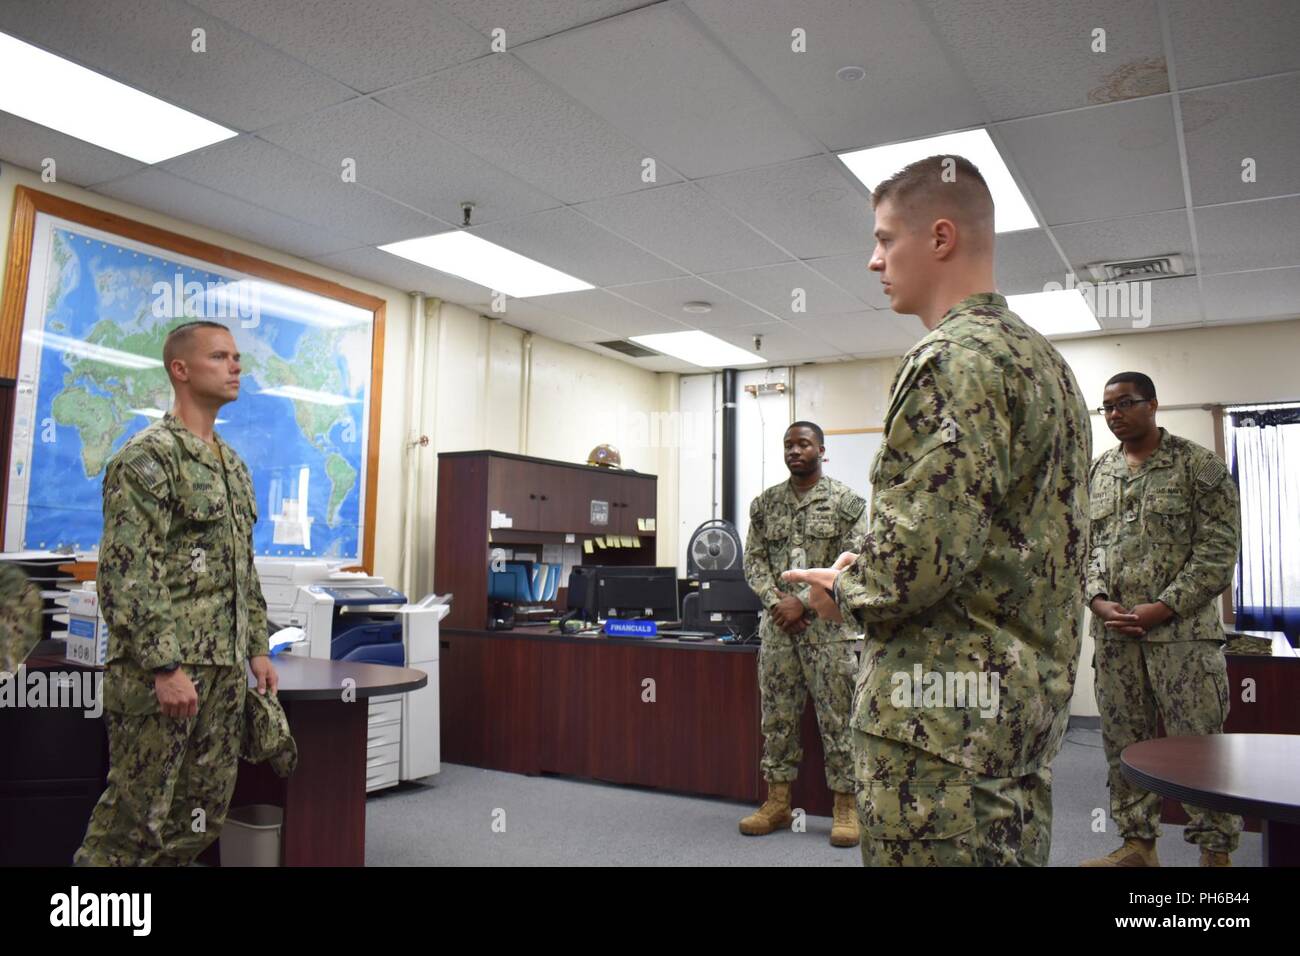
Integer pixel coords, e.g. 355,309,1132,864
256,559,449,792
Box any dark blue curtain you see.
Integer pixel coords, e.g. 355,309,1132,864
1229,406,1300,645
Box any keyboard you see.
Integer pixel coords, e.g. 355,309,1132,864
658,629,714,640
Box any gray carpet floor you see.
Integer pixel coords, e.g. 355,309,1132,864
364,725,1262,866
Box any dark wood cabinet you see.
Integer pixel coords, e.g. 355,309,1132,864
436,451,658,629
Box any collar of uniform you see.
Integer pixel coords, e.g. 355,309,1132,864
786,474,829,509
938,291,1007,326
162,412,226,473
1105,427,1173,478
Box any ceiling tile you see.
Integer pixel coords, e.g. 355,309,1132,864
490,299,614,344
1051,212,1192,276
1092,276,1203,331
709,322,844,363
93,168,358,259
260,99,560,224
919,0,1167,121
700,157,873,258
1183,75,1300,206
995,96,1185,225
1169,0,1300,88
995,229,1069,294
527,289,689,338
574,183,790,274
377,55,680,203
1195,195,1300,275
189,0,487,93
802,253,889,308
686,0,987,151
438,0,659,46
471,207,684,287
160,135,442,245
790,310,926,355
610,276,776,328
700,262,863,318
0,0,353,132
517,4,819,178
0,114,144,187
1202,267,1300,322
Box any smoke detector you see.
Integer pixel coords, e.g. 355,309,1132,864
1085,255,1188,283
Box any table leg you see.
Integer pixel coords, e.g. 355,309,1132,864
1261,820,1300,867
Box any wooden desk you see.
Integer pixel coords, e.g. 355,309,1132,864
1,648,425,866
1160,633,1300,831
440,626,836,816
1123,734,1300,867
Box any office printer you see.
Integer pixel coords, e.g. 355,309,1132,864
256,559,449,790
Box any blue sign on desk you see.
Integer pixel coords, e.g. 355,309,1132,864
603,618,658,638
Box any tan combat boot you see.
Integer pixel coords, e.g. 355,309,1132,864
830,791,860,847
1080,837,1160,867
1199,849,1231,867
739,782,793,836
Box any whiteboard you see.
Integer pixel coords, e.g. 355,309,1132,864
821,431,883,506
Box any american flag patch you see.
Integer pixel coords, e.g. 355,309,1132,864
1194,456,1227,490
122,450,167,494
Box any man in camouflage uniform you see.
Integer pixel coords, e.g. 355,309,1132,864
1,562,43,673
784,155,1092,866
76,320,277,866
741,421,868,847
1082,371,1241,868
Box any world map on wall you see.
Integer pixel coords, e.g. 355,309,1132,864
6,220,374,560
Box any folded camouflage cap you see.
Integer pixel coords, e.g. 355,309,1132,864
241,689,298,778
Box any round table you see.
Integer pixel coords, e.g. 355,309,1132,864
1121,734,1300,867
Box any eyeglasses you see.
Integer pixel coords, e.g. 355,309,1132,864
1098,398,1152,415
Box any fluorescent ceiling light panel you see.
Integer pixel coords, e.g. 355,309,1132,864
379,232,593,298
1006,289,1100,336
630,331,765,368
839,128,1039,233
0,31,237,163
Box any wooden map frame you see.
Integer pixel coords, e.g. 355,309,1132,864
0,185,387,573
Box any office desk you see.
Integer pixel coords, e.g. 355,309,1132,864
439,626,837,816
0,647,424,866
1123,734,1300,867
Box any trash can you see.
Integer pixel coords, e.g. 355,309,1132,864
220,805,283,867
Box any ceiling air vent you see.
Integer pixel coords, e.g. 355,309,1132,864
1085,255,1188,283
596,339,659,358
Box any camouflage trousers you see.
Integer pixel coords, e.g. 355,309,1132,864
1093,637,1241,852
757,617,856,792
855,732,1053,866
75,661,246,866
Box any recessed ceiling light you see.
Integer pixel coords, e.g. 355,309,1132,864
630,330,765,368
1006,289,1100,337
378,232,593,298
682,301,713,314
838,128,1039,233
836,66,866,82
0,31,237,163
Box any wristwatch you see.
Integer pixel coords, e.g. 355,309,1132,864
153,661,181,674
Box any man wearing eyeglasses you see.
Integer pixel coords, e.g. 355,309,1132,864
1082,371,1241,868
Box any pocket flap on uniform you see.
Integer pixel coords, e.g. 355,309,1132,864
862,781,975,841
1147,493,1188,515
182,491,228,522
807,517,836,537
766,515,791,539
1089,497,1115,520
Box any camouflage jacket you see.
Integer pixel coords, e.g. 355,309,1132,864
744,474,868,644
98,413,269,669
834,293,1092,777
1,562,43,672
1087,428,1239,643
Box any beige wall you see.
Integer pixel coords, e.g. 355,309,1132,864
0,164,677,603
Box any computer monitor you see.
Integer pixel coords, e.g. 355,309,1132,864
698,571,763,614
591,566,679,621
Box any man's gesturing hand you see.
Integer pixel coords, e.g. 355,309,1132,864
781,568,843,623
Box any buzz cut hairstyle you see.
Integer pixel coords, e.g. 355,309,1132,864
162,320,231,370
1105,371,1157,401
786,421,825,446
871,154,995,242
